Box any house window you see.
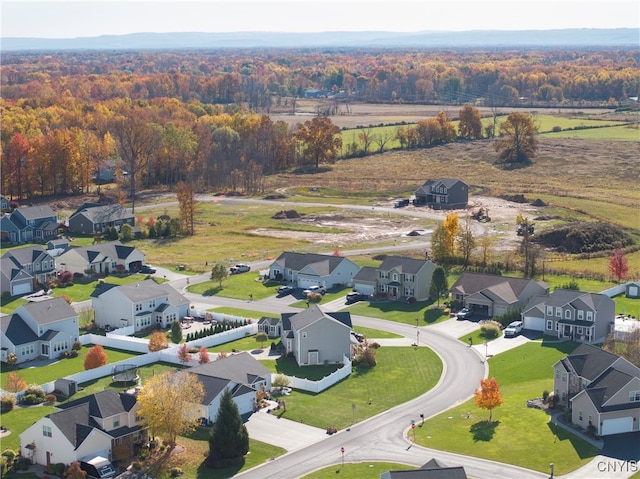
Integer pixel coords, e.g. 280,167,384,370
35,262,41,271
588,415,593,426
392,273,398,281
577,327,583,335
586,311,593,321
546,306,553,316
578,410,583,421
577,310,584,320
404,287,414,297
135,303,143,312
404,274,414,282
43,425,52,437
562,372,567,382
379,284,387,293
113,418,120,428
564,310,571,319
555,307,561,317
149,299,156,308
629,391,640,402
555,369,559,378
379,271,389,279
21,344,34,356
546,320,553,330
555,323,560,331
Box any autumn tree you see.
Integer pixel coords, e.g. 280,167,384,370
84,344,108,370
210,263,228,287
207,387,249,468
519,226,540,278
176,181,196,236
494,112,538,166
458,105,483,139
474,377,503,421
5,372,27,393
430,224,449,263
478,233,495,267
429,266,449,307
443,213,460,258
456,216,476,269
198,346,211,365
6,353,18,370
295,116,342,169
137,371,205,448
177,343,192,367
148,331,169,352
63,461,87,479
608,249,629,282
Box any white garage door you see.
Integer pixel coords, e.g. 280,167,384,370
524,316,545,332
298,278,320,289
12,282,32,296
601,417,633,435
354,283,375,296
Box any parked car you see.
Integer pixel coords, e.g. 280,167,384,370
504,320,524,337
303,285,326,296
139,265,156,274
277,285,295,296
229,263,250,274
346,292,368,303
456,308,472,320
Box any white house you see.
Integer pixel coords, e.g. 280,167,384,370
0,297,79,364
186,352,272,422
268,252,360,289
57,241,145,275
20,390,147,467
91,279,190,332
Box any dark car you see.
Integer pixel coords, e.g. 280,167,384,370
139,265,157,274
346,292,368,303
456,308,472,320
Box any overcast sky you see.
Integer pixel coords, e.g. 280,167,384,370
2,0,639,39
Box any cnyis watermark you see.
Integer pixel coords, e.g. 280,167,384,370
597,460,639,473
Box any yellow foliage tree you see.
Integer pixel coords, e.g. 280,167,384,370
474,377,503,421
5,372,27,393
148,331,169,352
136,371,205,448
443,213,460,258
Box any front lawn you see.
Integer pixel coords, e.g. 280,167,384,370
458,328,499,346
187,273,279,300
416,341,598,475
353,326,403,339
210,306,275,320
260,346,442,430
345,300,449,326
302,462,416,478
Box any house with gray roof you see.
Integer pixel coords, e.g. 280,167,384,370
0,297,79,364
449,272,548,318
186,352,272,421
91,279,189,332
268,252,359,289
57,240,145,275
0,256,34,297
0,204,59,243
381,458,468,479
257,316,281,337
373,255,435,301
20,390,147,467
413,178,468,209
553,343,640,436
68,203,135,235
280,305,352,367
1,246,56,296
522,289,614,343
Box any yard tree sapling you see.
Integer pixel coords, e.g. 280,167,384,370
443,213,460,258
83,344,108,370
456,215,476,269
210,263,228,287
255,332,268,348
430,224,449,263
608,249,629,282
171,320,183,344
148,331,169,352
474,377,503,421
63,461,87,479
207,387,249,468
177,343,192,367
5,372,27,393
6,352,18,370
176,181,196,236
198,345,211,364
137,371,204,449
429,266,449,307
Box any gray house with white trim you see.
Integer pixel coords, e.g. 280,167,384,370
68,203,135,235
269,252,359,289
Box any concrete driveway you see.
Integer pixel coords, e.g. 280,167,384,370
245,409,328,452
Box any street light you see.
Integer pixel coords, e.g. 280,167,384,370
549,463,554,478
483,340,488,361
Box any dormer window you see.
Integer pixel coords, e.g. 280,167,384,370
392,273,398,282
564,310,571,320
546,306,553,316
113,418,120,428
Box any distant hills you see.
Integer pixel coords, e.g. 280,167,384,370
2,28,638,51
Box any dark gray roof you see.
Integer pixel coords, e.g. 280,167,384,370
0,256,33,282
383,458,467,479
273,251,353,276
1,313,39,345
353,266,377,283
61,240,139,263
57,389,138,417
546,289,610,310
450,272,547,298
70,204,134,223
19,297,76,325
188,351,270,387
1,245,53,266
258,316,280,326
285,304,352,331
563,343,620,381
12,204,57,222
378,256,433,275
584,367,636,412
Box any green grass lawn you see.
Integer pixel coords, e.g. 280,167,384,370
345,300,449,326
302,462,416,478
0,346,140,390
535,274,619,293
48,274,158,303
415,341,598,475
540,124,639,141
207,335,274,353
458,327,496,347
187,274,282,300
260,346,442,430
0,296,28,314
353,326,403,339
210,306,276,320
612,294,640,318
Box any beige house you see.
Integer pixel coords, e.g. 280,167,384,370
553,343,640,436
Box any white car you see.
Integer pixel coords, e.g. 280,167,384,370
303,285,326,296
504,321,524,337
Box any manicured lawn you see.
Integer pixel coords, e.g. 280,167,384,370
416,341,598,475
210,306,276,320
612,294,640,318
261,356,342,380
353,326,403,339
0,295,28,314
207,335,274,353
302,462,416,478
48,274,155,303
187,274,281,300
260,346,442,430
345,300,449,326
0,346,140,390
458,327,497,347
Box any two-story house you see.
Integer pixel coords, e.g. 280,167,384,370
0,297,79,364
413,178,469,209
68,203,135,235
280,305,352,367
91,279,189,332
552,343,640,436
269,252,360,289
20,390,147,467
0,204,59,243
366,255,435,301
57,240,145,275
449,272,549,317
522,289,614,343
1,246,56,293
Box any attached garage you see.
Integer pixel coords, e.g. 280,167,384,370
298,278,322,289
524,315,545,332
601,417,634,436
11,281,32,296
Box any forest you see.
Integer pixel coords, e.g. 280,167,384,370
1,47,638,200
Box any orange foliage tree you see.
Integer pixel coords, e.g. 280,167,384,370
608,249,629,283
84,344,108,370
474,377,503,421
177,343,192,367
198,345,211,365
5,372,27,393
148,331,169,352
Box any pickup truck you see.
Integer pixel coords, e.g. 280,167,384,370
229,263,250,274
303,285,326,296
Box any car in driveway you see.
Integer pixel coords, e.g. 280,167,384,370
456,308,472,320
139,265,157,274
346,292,368,304
229,263,251,274
504,320,524,337
277,285,295,296
303,285,326,296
